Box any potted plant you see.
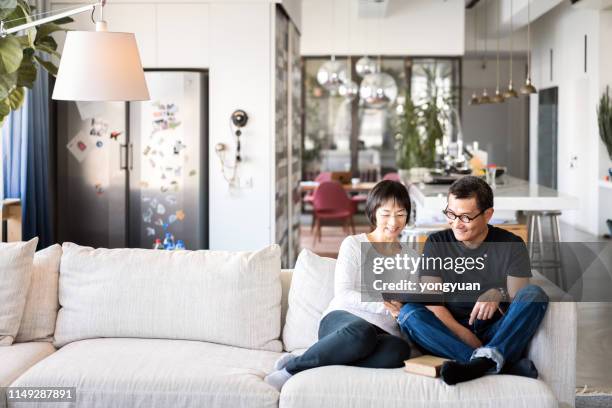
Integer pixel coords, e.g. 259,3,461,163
597,86,612,179
0,0,71,126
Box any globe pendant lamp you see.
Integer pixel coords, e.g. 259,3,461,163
356,56,377,77
504,0,518,99
316,56,348,92
520,0,537,95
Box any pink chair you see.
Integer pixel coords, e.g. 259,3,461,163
312,181,356,245
303,172,332,204
383,172,401,182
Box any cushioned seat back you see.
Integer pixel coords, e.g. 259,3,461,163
54,243,282,352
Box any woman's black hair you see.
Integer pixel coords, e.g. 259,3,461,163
364,180,411,227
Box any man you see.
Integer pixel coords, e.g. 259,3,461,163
385,176,549,385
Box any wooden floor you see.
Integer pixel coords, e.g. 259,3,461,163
299,219,612,390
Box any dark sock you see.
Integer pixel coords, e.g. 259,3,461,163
440,357,496,385
500,358,538,379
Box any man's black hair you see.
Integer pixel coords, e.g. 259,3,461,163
448,176,494,211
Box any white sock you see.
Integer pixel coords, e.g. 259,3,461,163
264,368,293,391
273,353,296,371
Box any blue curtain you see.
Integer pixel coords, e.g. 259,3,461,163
2,65,53,248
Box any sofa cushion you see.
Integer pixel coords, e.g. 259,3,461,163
15,245,62,343
282,249,335,351
54,243,282,351
279,366,557,408
0,238,38,345
0,342,55,387
11,338,281,408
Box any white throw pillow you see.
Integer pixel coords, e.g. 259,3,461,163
0,238,39,346
282,249,336,351
54,243,282,351
16,244,62,343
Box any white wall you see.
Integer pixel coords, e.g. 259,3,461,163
301,0,464,56
52,0,283,250
529,1,608,235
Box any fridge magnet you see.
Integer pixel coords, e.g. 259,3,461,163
173,140,186,155
149,159,156,168
174,167,182,177
110,131,122,141
143,208,153,223
94,183,104,196
189,170,196,177
157,203,166,215
146,227,156,237
143,146,151,156
76,101,105,120
176,209,185,221
165,195,177,205
139,181,150,189
168,214,177,224
150,198,159,209
96,141,103,148
161,173,166,180
161,186,169,193
154,218,164,227
89,118,109,138
66,132,90,163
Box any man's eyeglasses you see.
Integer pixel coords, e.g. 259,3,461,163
442,207,486,224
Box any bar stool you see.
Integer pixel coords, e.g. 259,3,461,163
525,210,564,288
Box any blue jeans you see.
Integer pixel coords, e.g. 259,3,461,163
285,310,411,375
397,284,549,372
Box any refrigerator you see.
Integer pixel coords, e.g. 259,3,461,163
55,70,209,250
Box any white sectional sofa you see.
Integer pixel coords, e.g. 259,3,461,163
1,243,576,408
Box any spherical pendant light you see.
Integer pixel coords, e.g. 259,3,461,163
359,72,398,108
355,56,377,78
339,80,359,101
317,59,348,91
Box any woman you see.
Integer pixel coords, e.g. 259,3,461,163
265,180,413,391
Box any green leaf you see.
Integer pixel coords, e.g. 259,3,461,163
53,16,74,25
7,86,24,110
0,1,18,20
0,36,23,74
0,97,11,127
17,52,37,88
35,22,69,44
34,55,57,76
0,69,17,100
36,35,58,52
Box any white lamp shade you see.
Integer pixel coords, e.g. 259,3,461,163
52,31,149,101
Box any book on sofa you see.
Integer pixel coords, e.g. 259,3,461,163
404,355,449,378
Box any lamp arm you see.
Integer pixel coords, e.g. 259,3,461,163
0,1,103,37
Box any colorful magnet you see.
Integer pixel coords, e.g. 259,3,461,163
176,209,185,221
143,208,153,223
94,183,104,195
146,227,155,236
165,195,177,205
110,131,122,141
157,203,166,215
96,141,103,148
168,214,177,224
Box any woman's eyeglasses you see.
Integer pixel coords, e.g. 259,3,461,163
442,208,485,224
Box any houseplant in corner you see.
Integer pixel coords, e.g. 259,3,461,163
0,0,71,126
598,86,612,179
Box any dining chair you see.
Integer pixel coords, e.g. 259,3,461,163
312,181,356,245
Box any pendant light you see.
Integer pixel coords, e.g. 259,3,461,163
479,0,491,105
469,6,480,106
359,15,397,108
520,0,537,94
503,0,518,99
317,0,347,92
355,14,377,77
339,1,358,101
491,0,504,103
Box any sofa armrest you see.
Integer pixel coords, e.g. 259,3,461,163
527,302,577,408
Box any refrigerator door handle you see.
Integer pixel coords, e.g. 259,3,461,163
128,143,134,170
120,144,128,170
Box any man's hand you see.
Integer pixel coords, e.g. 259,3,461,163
468,288,503,326
384,301,403,319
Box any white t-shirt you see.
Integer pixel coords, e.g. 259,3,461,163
322,233,403,337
